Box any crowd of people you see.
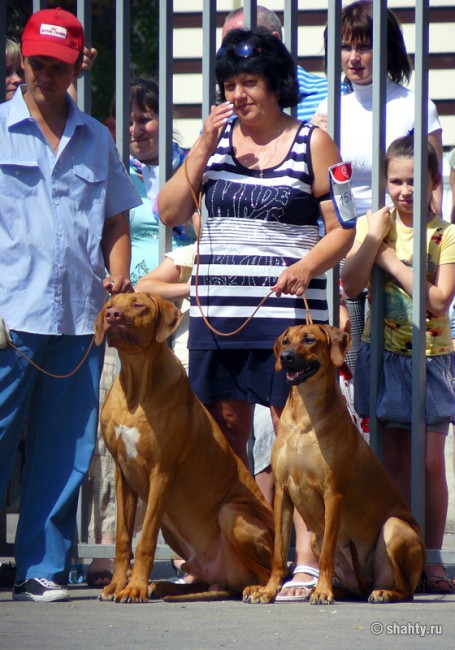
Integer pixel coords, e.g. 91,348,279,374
0,2,454,604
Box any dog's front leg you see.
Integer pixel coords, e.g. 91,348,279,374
100,467,138,601
309,492,343,605
115,469,174,604
243,484,293,604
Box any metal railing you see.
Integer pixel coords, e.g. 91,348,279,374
1,0,453,567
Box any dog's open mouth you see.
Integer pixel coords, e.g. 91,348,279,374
284,362,320,385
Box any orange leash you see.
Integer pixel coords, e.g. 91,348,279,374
8,291,110,379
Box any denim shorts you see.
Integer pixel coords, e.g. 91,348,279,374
354,342,455,431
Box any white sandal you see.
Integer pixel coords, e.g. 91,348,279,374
275,564,319,602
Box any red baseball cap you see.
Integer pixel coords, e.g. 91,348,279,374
21,7,84,64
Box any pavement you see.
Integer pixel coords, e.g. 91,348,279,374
1,561,455,650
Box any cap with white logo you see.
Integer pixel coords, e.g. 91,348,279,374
21,7,84,64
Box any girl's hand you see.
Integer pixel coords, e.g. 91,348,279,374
366,206,392,242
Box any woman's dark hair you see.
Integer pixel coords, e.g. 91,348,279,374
324,1,412,89
215,28,300,109
385,133,439,181
130,77,159,114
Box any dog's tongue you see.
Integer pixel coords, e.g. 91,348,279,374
286,370,301,381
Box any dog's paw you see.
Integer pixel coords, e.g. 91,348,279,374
114,584,149,604
99,590,115,602
368,589,410,604
309,588,334,605
242,585,276,604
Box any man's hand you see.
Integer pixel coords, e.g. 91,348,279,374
103,276,134,295
0,316,12,349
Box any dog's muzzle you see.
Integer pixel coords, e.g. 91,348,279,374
280,350,320,385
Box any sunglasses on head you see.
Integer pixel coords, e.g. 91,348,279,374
216,38,262,60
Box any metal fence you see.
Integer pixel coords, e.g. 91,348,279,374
1,0,453,567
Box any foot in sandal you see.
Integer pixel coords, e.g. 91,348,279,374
423,564,454,594
275,564,319,602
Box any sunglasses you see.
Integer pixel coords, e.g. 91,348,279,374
216,38,262,60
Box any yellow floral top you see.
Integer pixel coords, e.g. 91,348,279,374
356,211,455,356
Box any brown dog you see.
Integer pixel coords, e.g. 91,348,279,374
94,292,274,603
244,324,425,605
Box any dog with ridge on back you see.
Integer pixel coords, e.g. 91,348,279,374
94,291,274,603
244,323,426,605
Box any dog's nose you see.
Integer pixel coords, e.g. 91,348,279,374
280,349,296,365
105,306,124,322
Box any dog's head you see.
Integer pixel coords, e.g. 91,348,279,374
94,292,182,354
274,324,351,386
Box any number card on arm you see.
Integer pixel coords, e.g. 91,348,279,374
329,162,358,228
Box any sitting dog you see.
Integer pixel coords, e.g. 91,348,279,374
94,292,274,603
244,324,425,605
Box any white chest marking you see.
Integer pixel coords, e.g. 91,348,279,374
115,425,141,459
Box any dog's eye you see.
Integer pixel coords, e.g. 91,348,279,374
282,337,289,345
134,303,145,308
303,336,316,344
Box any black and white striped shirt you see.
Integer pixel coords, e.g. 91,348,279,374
189,119,328,350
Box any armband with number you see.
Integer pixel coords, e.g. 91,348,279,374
328,162,358,228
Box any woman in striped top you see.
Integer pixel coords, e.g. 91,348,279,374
159,29,354,599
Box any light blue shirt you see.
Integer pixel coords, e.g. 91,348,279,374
296,65,328,122
0,87,141,335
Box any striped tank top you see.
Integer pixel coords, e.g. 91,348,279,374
188,118,328,350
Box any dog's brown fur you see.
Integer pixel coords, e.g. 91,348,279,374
244,324,425,605
94,292,274,603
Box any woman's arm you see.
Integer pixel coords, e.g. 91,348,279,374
428,128,443,214
158,102,233,226
450,165,455,224
341,206,393,297
273,128,354,297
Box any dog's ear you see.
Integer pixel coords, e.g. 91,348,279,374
321,325,351,367
155,296,183,343
274,328,289,371
94,308,105,346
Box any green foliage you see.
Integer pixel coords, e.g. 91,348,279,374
6,0,159,123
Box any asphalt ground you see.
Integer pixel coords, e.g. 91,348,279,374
1,571,454,650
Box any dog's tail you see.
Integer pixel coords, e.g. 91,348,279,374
349,540,369,597
163,589,236,603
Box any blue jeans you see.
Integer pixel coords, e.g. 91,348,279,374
0,332,104,584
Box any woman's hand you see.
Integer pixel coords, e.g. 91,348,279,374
200,102,234,152
272,260,311,298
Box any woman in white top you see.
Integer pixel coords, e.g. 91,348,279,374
314,0,442,372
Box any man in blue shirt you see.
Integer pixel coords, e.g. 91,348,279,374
222,5,328,122
0,8,141,602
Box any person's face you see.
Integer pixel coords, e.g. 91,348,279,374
341,39,373,85
129,101,159,164
387,156,437,219
5,51,23,100
223,73,278,124
22,55,80,106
